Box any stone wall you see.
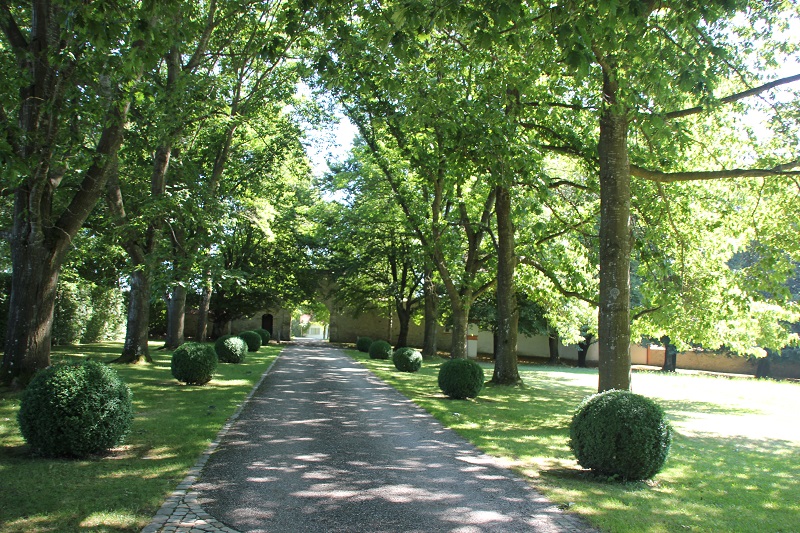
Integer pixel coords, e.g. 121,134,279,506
185,307,292,342
329,306,597,362
329,306,800,378
328,306,453,351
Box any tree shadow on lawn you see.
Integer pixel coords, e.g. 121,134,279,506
363,357,759,462
0,343,279,533
344,352,800,531
540,431,800,533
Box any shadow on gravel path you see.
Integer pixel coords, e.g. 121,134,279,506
192,342,597,533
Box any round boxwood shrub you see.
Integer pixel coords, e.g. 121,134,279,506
438,358,485,399
569,389,672,481
393,347,423,373
238,330,262,352
17,360,133,458
171,342,218,385
214,335,247,363
255,328,271,344
368,340,393,360
356,336,373,353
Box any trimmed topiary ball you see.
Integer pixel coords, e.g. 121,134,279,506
368,340,393,360
255,328,271,344
214,335,247,363
171,342,218,385
438,358,485,399
356,336,373,353
569,389,672,481
18,360,133,458
393,347,423,372
238,330,262,352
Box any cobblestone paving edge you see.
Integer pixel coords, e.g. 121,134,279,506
140,354,280,533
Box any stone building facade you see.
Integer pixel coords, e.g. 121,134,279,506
185,307,292,342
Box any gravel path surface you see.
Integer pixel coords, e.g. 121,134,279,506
182,341,597,533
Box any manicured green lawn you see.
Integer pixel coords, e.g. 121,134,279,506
349,351,800,533
0,341,280,533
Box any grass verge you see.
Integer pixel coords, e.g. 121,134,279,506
0,341,280,533
349,350,800,533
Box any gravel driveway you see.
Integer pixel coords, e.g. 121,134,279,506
191,341,597,533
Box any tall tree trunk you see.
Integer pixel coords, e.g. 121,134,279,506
164,222,188,349
755,350,773,379
422,267,439,357
106,170,154,363
2,93,136,384
660,335,677,372
211,319,230,339
116,269,153,363
1,242,61,386
395,304,411,349
165,283,187,349
114,257,154,363
491,185,521,385
196,276,212,342
114,48,178,357
577,333,594,368
597,67,633,392
548,332,560,365
450,303,470,359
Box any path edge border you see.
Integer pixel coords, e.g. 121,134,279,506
141,353,282,533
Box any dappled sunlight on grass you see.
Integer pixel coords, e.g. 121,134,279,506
348,350,800,533
0,341,280,533
79,510,140,529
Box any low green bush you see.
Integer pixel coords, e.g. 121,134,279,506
393,347,423,372
238,330,262,352
438,358,485,399
356,336,373,353
214,335,247,363
255,328,271,344
171,342,218,385
569,389,672,481
17,360,133,458
368,340,393,360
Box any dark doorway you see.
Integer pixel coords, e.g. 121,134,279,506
262,314,274,337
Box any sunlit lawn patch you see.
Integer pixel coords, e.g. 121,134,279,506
349,350,800,533
0,341,279,533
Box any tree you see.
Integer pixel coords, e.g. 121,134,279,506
373,1,800,394
199,113,318,336
0,1,163,385
104,0,312,360
544,2,800,390
173,2,315,347
313,9,535,360
208,207,317,336
317,148,425,348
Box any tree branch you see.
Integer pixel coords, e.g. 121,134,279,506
0,0,28,60
548,179,593,192
473,278,497,300
631,160,800,182
184,0,217,72
632,305,663,321
522,100,595,111
534,210,596,246
518,257,598,306
663,73,800,120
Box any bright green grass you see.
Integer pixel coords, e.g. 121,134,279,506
349,351,800,533
0,341,280,533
